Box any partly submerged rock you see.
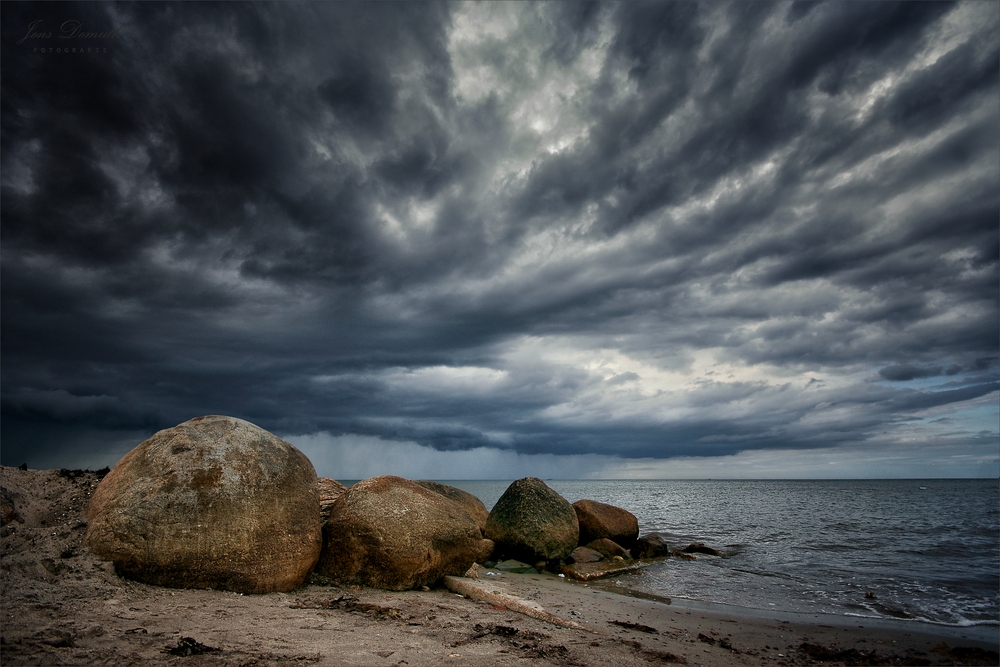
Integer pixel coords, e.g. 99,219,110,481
84,416,322,594
584,537,630,560
680,542,724,557
317,475,494,590
572,499,639,548
485,477,578,563
413,480,490,535
631,533,674,560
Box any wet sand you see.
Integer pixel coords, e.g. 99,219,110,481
2,465,997,666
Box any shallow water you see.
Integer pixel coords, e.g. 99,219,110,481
444,479,1000,628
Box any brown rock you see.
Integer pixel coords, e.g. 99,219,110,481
317,477,347,525
584,537,629,560
566,546,604,564
680,542,724,557
485,477,579,562
413,480,490,535
317,475,494,590
631,533,673,559
84,416,322,594
572,499,639,548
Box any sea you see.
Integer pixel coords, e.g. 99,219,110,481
440,479,999,630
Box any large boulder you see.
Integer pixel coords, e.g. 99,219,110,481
485,477,578,562
317,476,494,590
413,481,490,535
317,477,348,526
84,416,322,594
572,499,639,548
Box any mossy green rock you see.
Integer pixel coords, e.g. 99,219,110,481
485,477,579,562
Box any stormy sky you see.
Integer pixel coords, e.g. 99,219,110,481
2,1,997,479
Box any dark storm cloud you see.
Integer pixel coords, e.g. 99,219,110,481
879,364,962,382
2,1,997,472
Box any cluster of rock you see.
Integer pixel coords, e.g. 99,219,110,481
456,476,724,581
84,415,716,595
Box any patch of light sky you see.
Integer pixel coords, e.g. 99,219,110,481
448,2,612,179
908,392,999,434
381,365,510,396
309,332,858,428
917,2,998,70
374,193,453,248
828,87,995,201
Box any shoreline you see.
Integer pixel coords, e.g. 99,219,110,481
2,466,998,665
589,578,1000,641
481,570,1000,653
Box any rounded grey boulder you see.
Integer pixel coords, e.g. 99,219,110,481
84,416,322,594
485,477,579,562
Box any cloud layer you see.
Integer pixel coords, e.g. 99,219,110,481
2,1,997,476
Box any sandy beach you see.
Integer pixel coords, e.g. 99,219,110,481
2,465,997,666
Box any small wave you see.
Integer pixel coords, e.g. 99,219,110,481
843,610,1000,628
726,567,807,583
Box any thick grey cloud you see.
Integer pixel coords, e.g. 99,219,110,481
2,1,997,476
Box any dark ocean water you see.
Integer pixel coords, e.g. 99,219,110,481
444,479,999,628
